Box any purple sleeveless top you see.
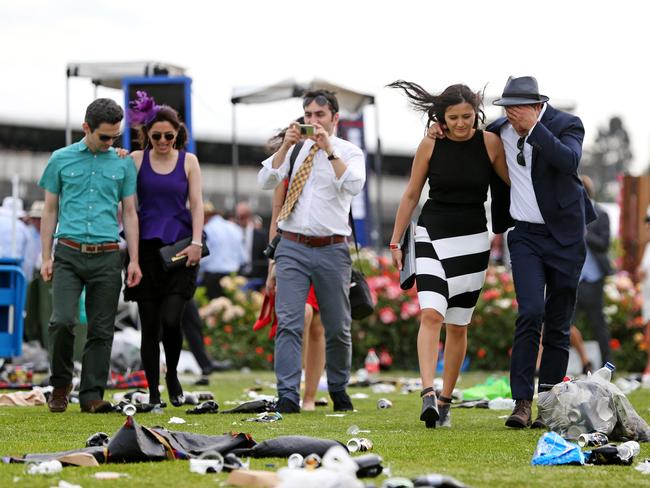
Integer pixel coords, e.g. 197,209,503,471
137,149,193,244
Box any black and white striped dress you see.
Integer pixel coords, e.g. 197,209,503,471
415,130,492,325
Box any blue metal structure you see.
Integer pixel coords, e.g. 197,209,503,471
0,258,27,358
121,76,194,153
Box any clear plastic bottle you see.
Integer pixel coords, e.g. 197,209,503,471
364,348,380,380
616,441,640,463
591,362,615,382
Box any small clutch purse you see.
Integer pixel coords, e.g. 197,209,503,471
399,222,416,290
159,236,210,271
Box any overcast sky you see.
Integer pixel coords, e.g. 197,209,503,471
2,0,649,174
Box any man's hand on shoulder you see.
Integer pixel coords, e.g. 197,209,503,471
114,148,129,159
427,123,446,140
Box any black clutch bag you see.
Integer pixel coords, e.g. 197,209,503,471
159,237,210,271
399,222,416,290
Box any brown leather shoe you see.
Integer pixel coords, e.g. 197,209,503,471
505,399,532,428
80,399,113,413
48,384,72,413
531,413,547,429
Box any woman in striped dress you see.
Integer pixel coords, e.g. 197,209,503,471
388,81,510,428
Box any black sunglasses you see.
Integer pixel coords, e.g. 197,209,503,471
150,132,176,141
303,94,339,113
516,137,526,166
98,133,121,142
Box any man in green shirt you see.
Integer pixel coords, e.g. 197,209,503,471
39,98,142,413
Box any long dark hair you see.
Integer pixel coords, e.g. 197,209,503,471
387,80,485,129
265,116,305,155
138,105,189,150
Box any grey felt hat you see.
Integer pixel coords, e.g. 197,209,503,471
493,76,549,106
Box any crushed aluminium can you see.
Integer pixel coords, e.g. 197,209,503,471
377,398,393,409
347,437,373,453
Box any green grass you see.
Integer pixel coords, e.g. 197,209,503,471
1,371,649,487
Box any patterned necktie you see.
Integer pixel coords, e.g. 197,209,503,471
277,144,320,222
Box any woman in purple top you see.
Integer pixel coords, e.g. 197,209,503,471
125,92,204,407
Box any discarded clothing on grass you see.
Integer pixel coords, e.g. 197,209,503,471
0,389,46,406
220,399,277,414
4,447,105,466
538,376,650,442
232,435,347,458
3,415,255,466
531,432,585,466
186,400,219,414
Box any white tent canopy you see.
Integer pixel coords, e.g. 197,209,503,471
231,78,375,115
65,61,186,144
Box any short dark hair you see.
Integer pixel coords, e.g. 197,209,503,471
84,98,124,131
302,89,339,114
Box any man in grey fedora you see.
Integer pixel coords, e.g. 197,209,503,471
486,76,595,429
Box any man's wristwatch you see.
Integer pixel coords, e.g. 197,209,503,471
327,150,339,161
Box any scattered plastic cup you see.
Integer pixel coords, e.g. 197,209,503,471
121,404,137,416
287,453,304,469
190,451,225,474
346,425,370,435
25,460,63,475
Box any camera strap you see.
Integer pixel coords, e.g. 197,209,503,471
348,208,368,275
288,141,305,183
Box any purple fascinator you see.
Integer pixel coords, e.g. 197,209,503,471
127,90,160,127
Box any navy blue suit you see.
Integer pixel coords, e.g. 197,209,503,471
487,105,596,400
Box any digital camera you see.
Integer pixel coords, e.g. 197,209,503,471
298,124,315,136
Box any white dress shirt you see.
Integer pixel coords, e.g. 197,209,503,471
258,136,366,236
200,215,246,273
500,104,547,224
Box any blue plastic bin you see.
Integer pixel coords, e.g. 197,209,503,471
0,258,27,358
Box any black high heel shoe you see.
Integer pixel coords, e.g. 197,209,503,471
166,373,185,407
436,395,452,428
420,387,439,428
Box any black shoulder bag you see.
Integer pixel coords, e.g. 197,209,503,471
348,211,374,320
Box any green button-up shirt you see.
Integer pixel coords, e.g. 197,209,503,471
39,139,137,243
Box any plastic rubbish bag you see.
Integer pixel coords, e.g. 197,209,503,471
537,376,650,441
531,432,585,466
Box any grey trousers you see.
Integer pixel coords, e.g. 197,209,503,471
274,238,352,405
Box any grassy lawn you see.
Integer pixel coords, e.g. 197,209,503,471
1,370,649,487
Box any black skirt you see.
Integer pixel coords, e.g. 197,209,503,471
123,239,198,302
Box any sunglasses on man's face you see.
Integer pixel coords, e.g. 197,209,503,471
97,133,121,142
516,136,526,166
150,132,176,141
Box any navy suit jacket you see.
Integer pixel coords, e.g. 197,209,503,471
487,105,596,246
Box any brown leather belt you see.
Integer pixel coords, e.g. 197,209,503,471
59,238,120,254
281,231,347,248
